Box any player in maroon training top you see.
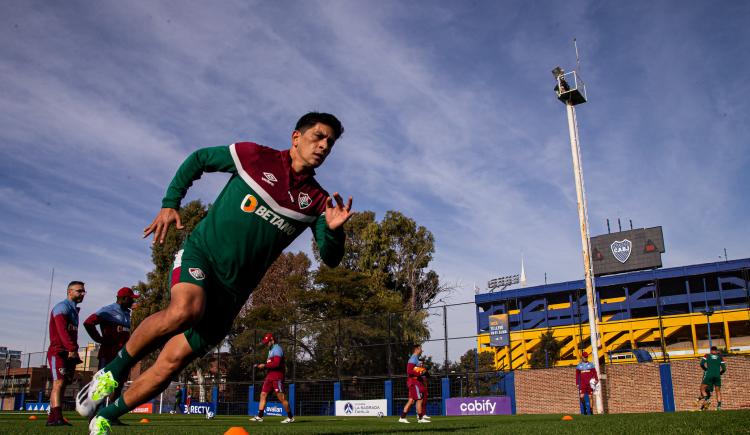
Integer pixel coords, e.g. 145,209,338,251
400,344,430,424
84,287,139,370
576,351,599,415
251,333,294,423
84,287,139,425
46,281,86,426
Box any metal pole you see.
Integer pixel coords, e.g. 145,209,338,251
655,279,669,362
443,305,449,377
387,313,393,378
565,101,603,413
292,323,297,383
706,313,713,349
41,268,55,354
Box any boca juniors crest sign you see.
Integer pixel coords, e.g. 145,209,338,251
610,239,632,263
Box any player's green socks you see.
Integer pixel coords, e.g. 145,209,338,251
97,396,131,421
103,347,135,383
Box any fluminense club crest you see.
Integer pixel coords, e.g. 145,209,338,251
298,192,312,209
610,239,632,263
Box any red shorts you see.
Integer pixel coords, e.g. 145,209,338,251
408,382,427,400
262,378,284,394
48,354,76,383
579,384,593,395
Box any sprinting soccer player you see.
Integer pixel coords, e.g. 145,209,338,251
46,281,86,427
77,112,352,434
251,333,294,423
575,351,599,415
697,346,727,410
399,344,430,424
83,287,139,425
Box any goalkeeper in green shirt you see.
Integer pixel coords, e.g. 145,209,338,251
697,346,726,410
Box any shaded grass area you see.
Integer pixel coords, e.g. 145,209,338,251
1,410,750,434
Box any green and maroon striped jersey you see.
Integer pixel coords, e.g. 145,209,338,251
162,142,344,294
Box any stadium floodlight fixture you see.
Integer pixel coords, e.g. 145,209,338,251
552,66,564,79
487,274,520,292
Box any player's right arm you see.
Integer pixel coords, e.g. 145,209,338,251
83,313,104,344
700,355,708,371
144,146,237,243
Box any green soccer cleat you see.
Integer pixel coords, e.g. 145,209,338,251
77,370,119,418
89,415,112,435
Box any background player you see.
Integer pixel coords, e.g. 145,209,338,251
698,346,727,410
576,351,599,415
46,281,86,426
251,333,294,423
171,385,183,414
83,287,138,425
78,112,351,435
399,344,430,424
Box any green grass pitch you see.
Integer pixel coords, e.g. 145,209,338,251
2,411,750,434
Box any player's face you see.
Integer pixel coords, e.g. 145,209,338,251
119,296,135,309
414,347,422,356
68,285,86,303
292,123,336,170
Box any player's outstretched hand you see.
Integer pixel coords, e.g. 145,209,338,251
143,208,184,244
325,192,353,230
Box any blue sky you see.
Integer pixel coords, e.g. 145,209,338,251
1,1,748,357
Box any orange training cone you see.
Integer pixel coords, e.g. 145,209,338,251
28,415,38,420
140,418,151,423
562,415,574,421
224,427,250,435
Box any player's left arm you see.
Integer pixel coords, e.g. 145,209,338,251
720,360,727,375
313,192,352,267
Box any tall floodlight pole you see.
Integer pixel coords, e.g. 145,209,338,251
552,42,604,414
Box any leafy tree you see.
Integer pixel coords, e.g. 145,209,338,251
294,267,413,379
324,210,450,310
529,330,562,369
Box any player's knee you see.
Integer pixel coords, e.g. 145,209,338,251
165,305,202,330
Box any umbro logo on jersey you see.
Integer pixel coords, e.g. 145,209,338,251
262,172,278,186
189,268,205,280
298,192,312,209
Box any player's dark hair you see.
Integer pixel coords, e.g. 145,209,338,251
67,280,85,289
412,344,422,351
710,346,718,351
295,112,344,140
